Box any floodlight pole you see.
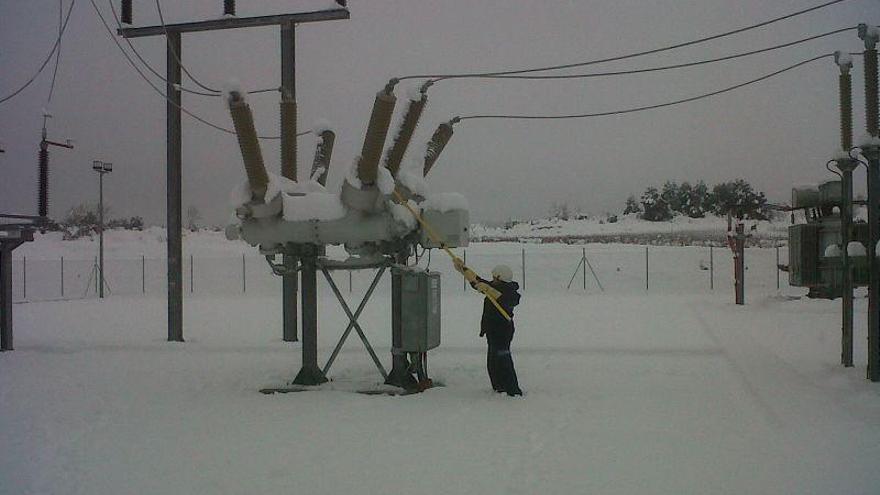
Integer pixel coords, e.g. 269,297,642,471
92,161,113,299
117,7,349,345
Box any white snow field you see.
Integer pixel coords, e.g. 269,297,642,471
3,233,880,494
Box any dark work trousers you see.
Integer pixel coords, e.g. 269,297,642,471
485,324,522,395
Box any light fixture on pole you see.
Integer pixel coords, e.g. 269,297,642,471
92,160,112,299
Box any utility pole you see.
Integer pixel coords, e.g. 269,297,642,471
38,111,74,225
859,24,880,381
92,161,113,299
117,3,349,344
834,51,856,367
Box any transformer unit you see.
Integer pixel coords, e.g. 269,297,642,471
788,219,869,290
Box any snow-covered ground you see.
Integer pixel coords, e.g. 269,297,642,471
3,230,880,494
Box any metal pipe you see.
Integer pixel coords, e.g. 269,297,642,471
357,86,397,185
836,51,855,367
167,31,184,343
227,90,269,201
280,98,298,181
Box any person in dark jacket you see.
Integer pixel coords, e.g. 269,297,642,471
472,264,523,396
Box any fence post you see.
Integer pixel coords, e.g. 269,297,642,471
349,270,353,293
242,254,246,293
142,256,146,294
645,247,649,291
23,256,27,299
190,254,194,293
710,246,714,290
94,256,98,295
521,247,526,291
582,247,587,290
61,256,64,298
776,245,780,290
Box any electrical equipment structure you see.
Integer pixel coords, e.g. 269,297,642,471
225,81,469,392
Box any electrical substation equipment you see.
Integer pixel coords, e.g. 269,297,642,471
225,82,468,392
788,181,869,298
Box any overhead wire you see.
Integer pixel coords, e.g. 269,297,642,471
88,0,285,139
456,53,835,122
446,26,856,83
0,0,77,105
154,0,220,93
395,0,853,82
47,0,65,103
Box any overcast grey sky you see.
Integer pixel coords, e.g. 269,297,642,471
1,0,877,226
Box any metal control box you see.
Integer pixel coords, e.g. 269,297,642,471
397,269,441,352
419,209,469,248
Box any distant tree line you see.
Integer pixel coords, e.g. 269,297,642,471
45,203,144,239
623,179,770,221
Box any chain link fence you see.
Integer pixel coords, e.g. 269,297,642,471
9,243,791,303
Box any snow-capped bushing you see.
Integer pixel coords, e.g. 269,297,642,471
385,89,427,178
357,86,397,185
310,128,335,186
423,119,458,176
227,90,269,202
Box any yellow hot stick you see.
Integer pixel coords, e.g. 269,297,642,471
391,188,512,321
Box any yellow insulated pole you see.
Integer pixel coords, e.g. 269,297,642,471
391,189,511,321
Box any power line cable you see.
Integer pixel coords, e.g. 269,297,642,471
89,0,288,139
47,0,65,103
396,0,852,82
0,0,76,105
448,26,856,83
456,53,834,122
154,0,220,93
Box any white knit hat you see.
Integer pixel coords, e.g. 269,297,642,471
491,264,513,282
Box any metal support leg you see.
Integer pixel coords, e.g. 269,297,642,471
166,31,184,342
386,265,417,390
1,248,14,351
321,267,388,379
293,258,327,385
280,22,299,344
840,165,855,367
283,257,298,342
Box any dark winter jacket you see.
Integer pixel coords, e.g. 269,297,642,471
477,278,521,336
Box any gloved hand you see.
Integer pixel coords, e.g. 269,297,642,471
474,281,502,300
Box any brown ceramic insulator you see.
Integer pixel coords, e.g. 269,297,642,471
866,49,879,137
311,130,335,186
840,72,853,150
228,92,269,201
357,90,396,185
423,121,454,176
384,94,427,177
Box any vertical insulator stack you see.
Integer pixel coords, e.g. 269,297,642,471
281,98,298,181
384,93,427,177
311,130,335,186
841,72,853,150
357,89,397,185
866,49,879,137
38,145,49,218
423,121,455,176
228,91,269,201
121,0,132,25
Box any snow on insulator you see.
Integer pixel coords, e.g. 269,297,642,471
848,241,867,256
824,244,842,258
376,166,395,195
398,168,429,197
835,51,854,67
312,119,333,136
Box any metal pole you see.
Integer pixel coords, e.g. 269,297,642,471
98,171,104,299
166,31,184,342
293,257,326,385
776,245,781,290
521,247,525,291
463,250,467,291
349,271,353,293
582,247,587,290
836,52,856,367
735,224,745,305
61,256,64,297
142,255,145,294
281,21,299,344
645,247,649,291
242,254,246,293
710,245,715,290
190,254,194,293
1,249,13,350
859,25,879,380
23,256,26,300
